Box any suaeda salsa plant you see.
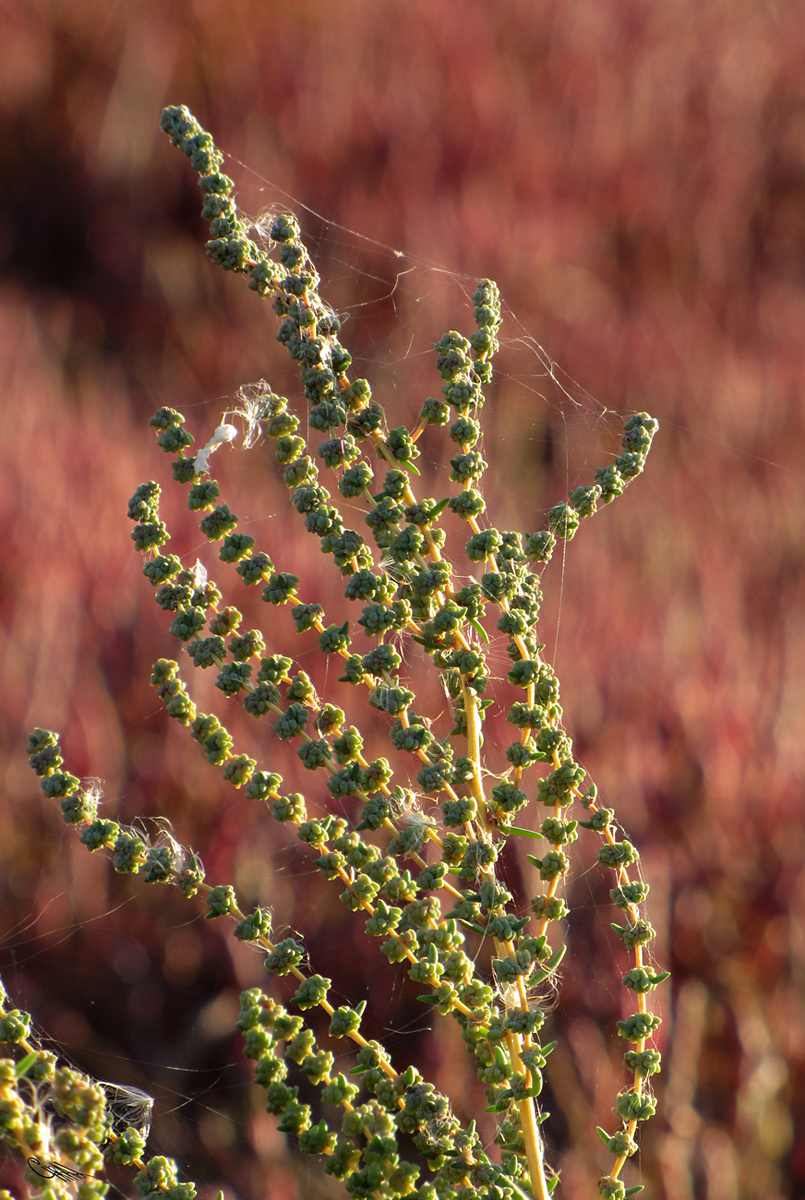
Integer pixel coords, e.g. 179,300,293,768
8,106,667,1200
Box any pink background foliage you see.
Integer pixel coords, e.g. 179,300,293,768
1,2,804,1197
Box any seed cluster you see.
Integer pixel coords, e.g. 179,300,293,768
15,106,666,1200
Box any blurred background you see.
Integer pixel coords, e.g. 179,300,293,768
1,1,804,1197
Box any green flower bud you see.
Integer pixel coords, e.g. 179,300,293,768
568,484,601,519
361,644,401,677
524,530,556,562
234,908,272,942
597,1175,626,1200
223,754,256,787
254,1054,287,1086
612,919,656,949
272,793,307,822
291,602,323,632
450,415,481,445
361,758,393,793
143,553,183,585
622,966,670,993
0,1010,31,1042
386,426,419,464
291,974,331,1010
616,1011,662,1041
598,841,640,869
187,480,220,512
156,425,194,454
244,771,282,800
615,1089,657,1121
466,529,501,561
273,703,309,740
450,451,486,483
611,881,650,907
199,504,238,541
327,763,362,798
131,521,169,553
79,819,119,852
112,832,147,874
169,607,206,641
419,397,450,426
355,796,391,832
318,621,351,654
448,488,485,520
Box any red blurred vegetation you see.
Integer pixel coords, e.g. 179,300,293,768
1,2,804,1198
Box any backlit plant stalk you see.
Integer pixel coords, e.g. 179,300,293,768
16,106,668,1200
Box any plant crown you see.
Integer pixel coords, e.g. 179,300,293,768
10,107,666,1200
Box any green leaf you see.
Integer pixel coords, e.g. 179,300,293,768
507,825,541,839
458,919,487,935
484,1098,511,1114
14,1052,39,1077
530,948,566,986
468,617,489,643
